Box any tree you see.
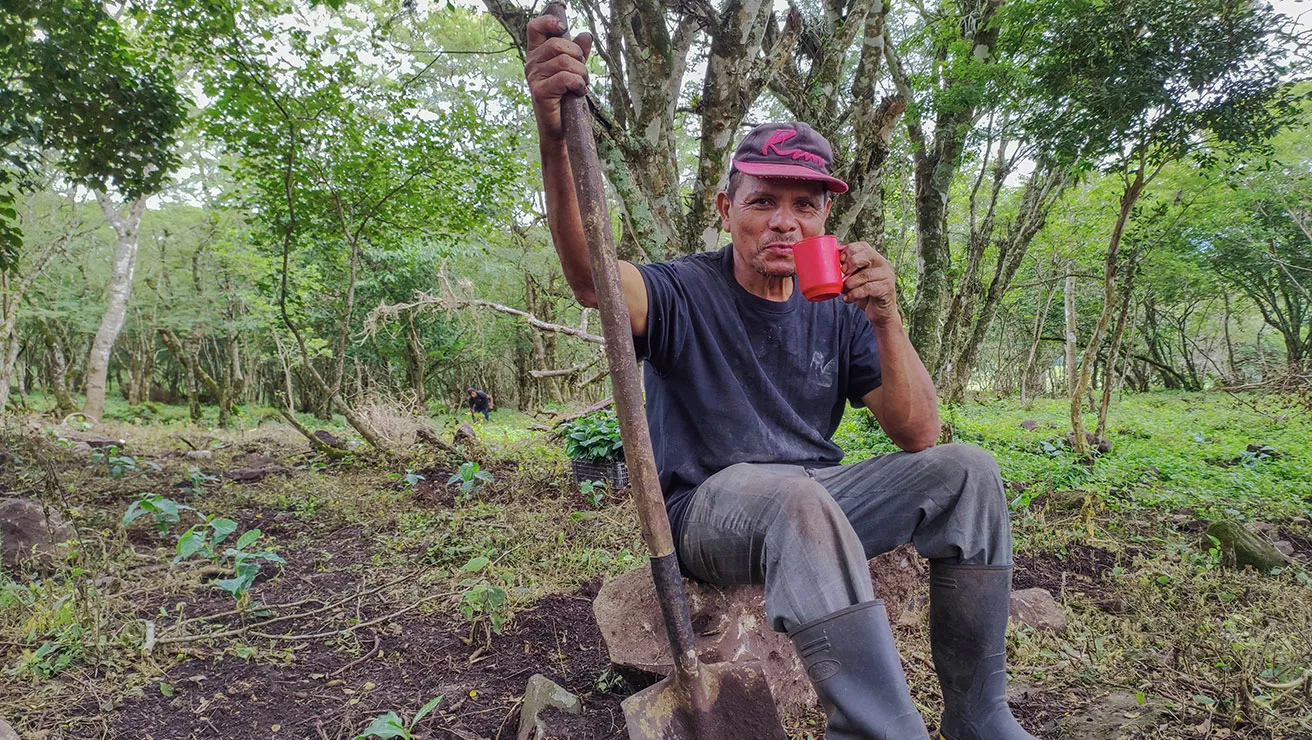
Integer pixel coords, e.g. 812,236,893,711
0,0,185,268
1021,0,1298,453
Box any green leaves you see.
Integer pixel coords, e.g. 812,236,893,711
562,411,624,463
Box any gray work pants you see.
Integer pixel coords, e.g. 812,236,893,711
678,444,1013,633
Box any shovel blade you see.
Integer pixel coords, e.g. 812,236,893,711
621,659,788,740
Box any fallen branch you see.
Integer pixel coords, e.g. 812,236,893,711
329,632,382,676
273,398,347,459
545,396,615,439
366,290,606,345
531,362,590,378
157,570,421,644
249,589,455,641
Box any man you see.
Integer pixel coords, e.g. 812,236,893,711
467,387,492,421
524,13,1037,740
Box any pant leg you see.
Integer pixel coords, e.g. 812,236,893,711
809,444,1013,566
678,462,874,633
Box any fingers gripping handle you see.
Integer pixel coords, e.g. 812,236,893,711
544,2,676,560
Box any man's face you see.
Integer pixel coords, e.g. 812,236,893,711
717,174,831,278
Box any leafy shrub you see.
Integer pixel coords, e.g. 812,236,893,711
562,411,623,463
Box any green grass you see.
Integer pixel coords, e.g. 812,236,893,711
835,391,1312,521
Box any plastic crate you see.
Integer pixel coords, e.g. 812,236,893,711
571,458,630,489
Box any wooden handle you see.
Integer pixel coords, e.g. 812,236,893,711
545,2,675,559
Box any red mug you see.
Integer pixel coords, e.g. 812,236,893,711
793,235,844,301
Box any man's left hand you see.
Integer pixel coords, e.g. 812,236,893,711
840,241,900,328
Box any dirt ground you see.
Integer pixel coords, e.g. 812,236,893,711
1,419,1310,740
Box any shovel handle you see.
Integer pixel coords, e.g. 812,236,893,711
544,2,675,561
545,2,704,678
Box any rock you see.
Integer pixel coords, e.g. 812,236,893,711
594,564,814,719
0,717,16,740
313,430,346,450
184,450,213,460
1273,541,1295,557
1205,520,1292,573
454,423,478,444
1009,588,1067,633
86,438,125,449
225,466,291,483
517,674,581,740
868,543,926,619
1020,420,1038,430
1246,443,1283,459
1066,431,1111,453
0,497,74,573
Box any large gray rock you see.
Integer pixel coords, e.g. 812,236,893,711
592,544,925,719
517,674,581,740
0,497,74,573
0,715,17,740
1009,588,1068,633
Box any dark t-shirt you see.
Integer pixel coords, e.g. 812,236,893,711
469,391,490,412
634,245,883,543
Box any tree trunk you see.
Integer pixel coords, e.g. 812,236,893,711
1022,272,1059,404
1071,171,1146,455
36,318,77,416
84,193,146,422
1064,276,1078,427
1096,275,1137,440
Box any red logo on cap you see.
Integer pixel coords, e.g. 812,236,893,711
762,129,826,167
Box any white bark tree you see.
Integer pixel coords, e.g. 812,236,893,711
83,191,147,422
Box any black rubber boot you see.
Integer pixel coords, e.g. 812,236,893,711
929,563,1038,740
789,600,930,740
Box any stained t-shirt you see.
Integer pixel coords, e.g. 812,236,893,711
633,245,883,545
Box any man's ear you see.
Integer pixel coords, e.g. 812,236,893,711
716,191,732,233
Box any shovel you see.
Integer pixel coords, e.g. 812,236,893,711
543,4,789,738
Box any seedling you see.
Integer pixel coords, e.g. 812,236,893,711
580,478,608,508
122,493,191,534
448,461,493,497
457,556,510,644
353,695,444,740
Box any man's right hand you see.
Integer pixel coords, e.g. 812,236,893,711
526,14,593,142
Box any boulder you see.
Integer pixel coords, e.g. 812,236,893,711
313,430,346,450
1008,588,1067,633
0,716,16,740
0,498,74,572
591,544,925,720
1020,420,1038,431
454,423,478,444
517,674,582,740
1205,520,1291,573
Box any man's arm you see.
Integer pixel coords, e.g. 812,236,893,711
841,241,941,451
525,14,649,336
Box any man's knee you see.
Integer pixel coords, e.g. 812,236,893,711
769,478,855,543
924,444,1007,515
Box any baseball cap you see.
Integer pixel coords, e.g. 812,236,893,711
729,122,848,194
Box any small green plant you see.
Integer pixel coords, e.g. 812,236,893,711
562,411,624,462
173,515,285,601
91,446,137,478
580,478,608,508
457,556,510,643
448,461,493,496
184,468,219,494
352,695,444,740
390,468,425,489
122,493,191,534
